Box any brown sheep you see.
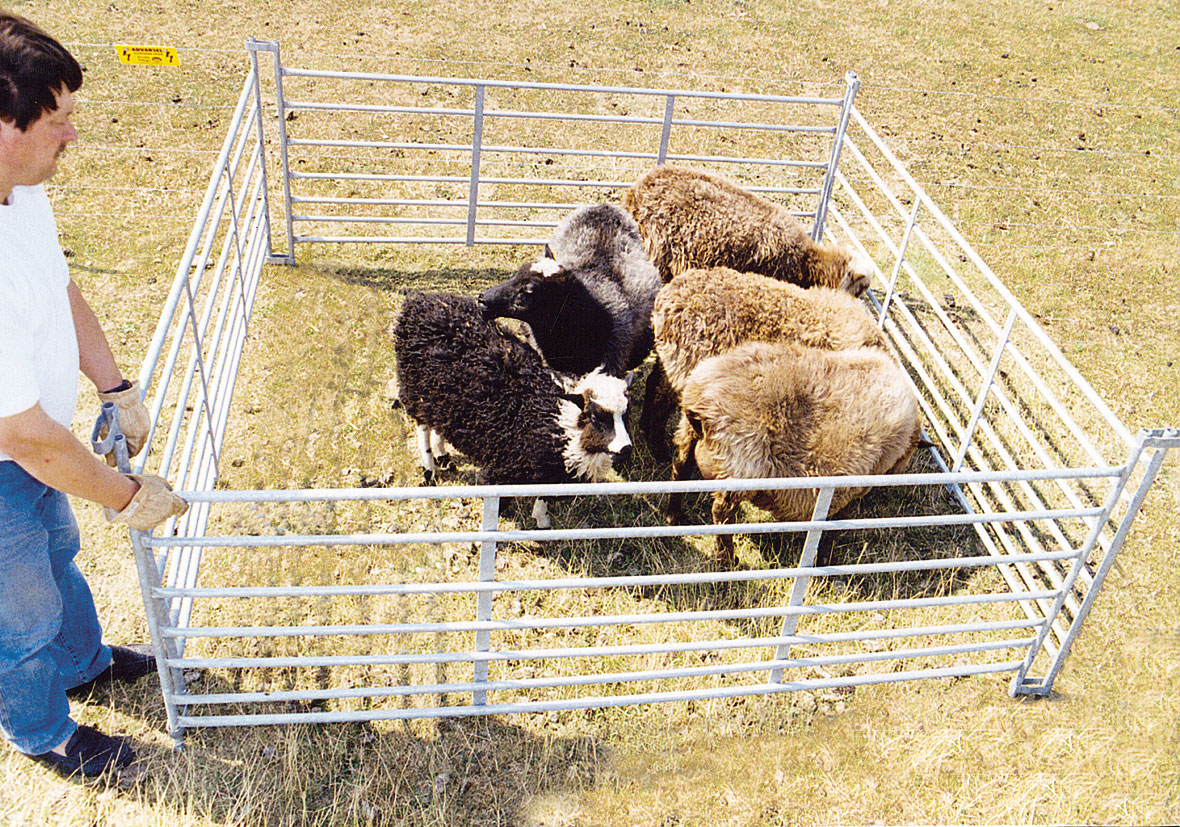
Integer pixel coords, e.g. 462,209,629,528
622,165,875,296
640,267,889,456
669,341,923,565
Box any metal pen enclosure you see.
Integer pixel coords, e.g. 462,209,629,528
124,39,1177,746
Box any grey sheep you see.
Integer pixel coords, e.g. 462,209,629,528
479,204,662,378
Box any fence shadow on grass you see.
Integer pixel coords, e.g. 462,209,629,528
120,670,605,827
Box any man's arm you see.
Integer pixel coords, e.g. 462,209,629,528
68,279,125,392
0,402,137,510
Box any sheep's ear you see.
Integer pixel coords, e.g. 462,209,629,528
623,369,638,389
531,257,563,278
543,243,555,259
559,392,586,409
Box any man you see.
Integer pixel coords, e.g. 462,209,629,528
0,11,188,780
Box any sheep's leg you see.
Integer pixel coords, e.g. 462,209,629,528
531,498,551,529
415,425,437,484
710,492,742,568
430,430,453,471
666,413,700,525
638,359,677,462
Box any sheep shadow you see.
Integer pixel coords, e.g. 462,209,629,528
331,263,514,296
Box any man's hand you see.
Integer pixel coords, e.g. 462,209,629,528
105,474,188,531
97,380,150,464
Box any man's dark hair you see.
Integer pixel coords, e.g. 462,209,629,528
0,11,82,131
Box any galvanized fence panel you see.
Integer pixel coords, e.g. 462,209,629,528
121,42,1176,745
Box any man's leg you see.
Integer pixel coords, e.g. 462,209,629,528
36,485,112,690
0,463,78,755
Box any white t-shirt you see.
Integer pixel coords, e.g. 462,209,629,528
0,184,79,462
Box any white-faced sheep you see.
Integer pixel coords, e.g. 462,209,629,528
478,203,662,377
622,164,875,296
641,266,890,457
394,291,633,527
669,341,922,565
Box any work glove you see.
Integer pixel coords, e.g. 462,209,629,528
97,380,151,466
105,474,189,531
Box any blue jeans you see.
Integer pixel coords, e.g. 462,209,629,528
0,461,112,755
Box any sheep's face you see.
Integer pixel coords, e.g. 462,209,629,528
835,245,875,297
557,369,633,481
478,258,567,322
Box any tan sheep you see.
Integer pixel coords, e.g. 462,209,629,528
669,340,923,565
622,165,875,296
640,266,889,456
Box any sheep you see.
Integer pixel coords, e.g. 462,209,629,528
622,164,875,296
478,203,662,377
668,340,923,565
640,266,890,456
393,291,633,527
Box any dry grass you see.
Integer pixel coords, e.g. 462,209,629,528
1,0,1178,824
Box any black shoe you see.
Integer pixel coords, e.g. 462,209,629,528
27,724,135,778
66,644,156,699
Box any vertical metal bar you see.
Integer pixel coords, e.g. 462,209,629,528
472,495,499,705
466,85,486,247
812,71,860,242
1008,436,1148,696
953,307,1018,471
247,39,296,263
1021,433,1172,694
878,199,922,328
131,528,187,747
657,95,675,164
178,246,222,475
245,43,277,263
768,486,835,683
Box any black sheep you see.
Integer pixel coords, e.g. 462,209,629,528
394,292,633,524
478,204,661,378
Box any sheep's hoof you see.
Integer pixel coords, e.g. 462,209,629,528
421,469,436,486
436,454,454,471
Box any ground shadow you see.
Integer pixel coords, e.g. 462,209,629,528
86,669,606,827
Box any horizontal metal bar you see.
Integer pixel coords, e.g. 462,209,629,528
161,593,1057,651
167,466,1125,502
151,551,1077,599
162,598,1048,637
292,215,560,229
289,196,578,208
167,621,1034,669
292,234,550,245
175,638,1033,706
144,505,1103,550
280,67,846,105
175,661,1023,727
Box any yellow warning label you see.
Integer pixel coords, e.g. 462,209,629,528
116,45,180,66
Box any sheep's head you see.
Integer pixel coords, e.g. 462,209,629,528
478,257,614,376
836,245,875,297
478,257,570,323
557,369,633,481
